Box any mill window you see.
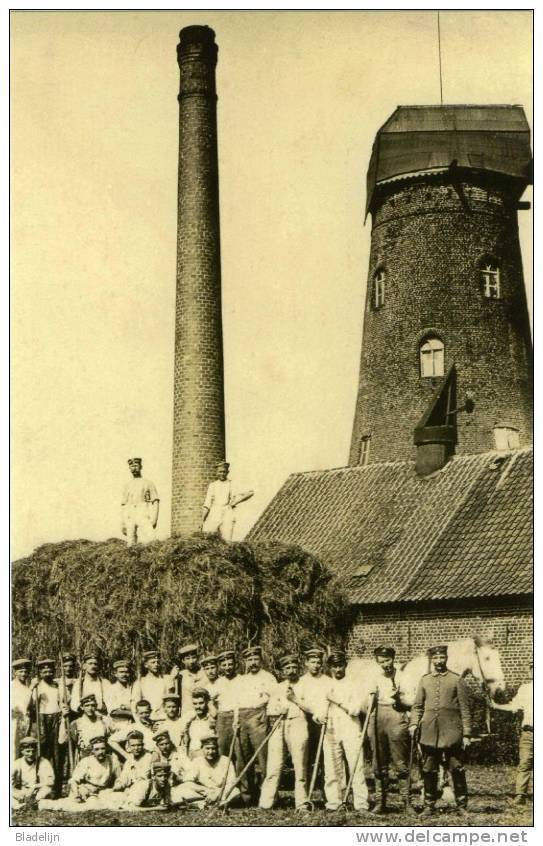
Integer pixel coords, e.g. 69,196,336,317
493,426,520,451
360,435,371,465
420,337,445,378
480,259,501,299
372,269,386,310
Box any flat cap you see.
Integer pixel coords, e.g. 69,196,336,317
128,457,142,465
200,732,219,745
142,650,159,660
89,735,107,746
278,654,299,669
20,736,38,748
12,658,31,669
327,649,347,665
304,647,325,659
82,650,100,662
152,728,171,743
126,729,144,741
112,659,131,670
242,645,262,659
80,693,98,706
216,460,230,469
217,649,236,662
152,761,171,773
428,645,448,657
177,643,198,657
201,654,218,665
374,646,396,660
192,686,210,699
162,693,181,704
62,653,76,662
36,657,55,668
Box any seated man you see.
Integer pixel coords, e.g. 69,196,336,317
155,693,184,749
70,693,110,759
171,732,240,809
181,688,216,759
12,736,55,810
111,761,173,811
97,730,154,810
151,727,191,782
109,700,156,760
38,736,121,811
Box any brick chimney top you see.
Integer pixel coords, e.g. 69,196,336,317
178,26,217,64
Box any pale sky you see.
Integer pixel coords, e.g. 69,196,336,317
10,10,533,560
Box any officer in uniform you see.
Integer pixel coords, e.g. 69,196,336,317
409,645,472,817
368,646,410,810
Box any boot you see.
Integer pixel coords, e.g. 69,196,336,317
451,767,468,811
421,772,438,813
372,778,388,814
398,775,412,810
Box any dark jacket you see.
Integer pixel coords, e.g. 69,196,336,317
409,670,471,748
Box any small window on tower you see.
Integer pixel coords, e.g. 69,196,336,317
493,426,520,451
372,269,386,310
420,337,445,378
360,435,371,465
480,259,501,299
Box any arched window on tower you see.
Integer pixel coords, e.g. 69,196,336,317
372,269,386,310
480,257,501,299
420,337,445,378
359,435,371,465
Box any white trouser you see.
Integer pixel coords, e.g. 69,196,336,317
259,716,309,809
203,506,235,541
325,716,368,810
124,506,155,546
170,781,240,808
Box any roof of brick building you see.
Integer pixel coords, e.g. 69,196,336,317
247,447,533,605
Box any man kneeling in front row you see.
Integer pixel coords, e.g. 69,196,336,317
172,732,241,809
12,736,55,810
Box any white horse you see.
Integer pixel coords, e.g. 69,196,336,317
346,636,505,707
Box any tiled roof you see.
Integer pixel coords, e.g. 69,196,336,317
247,448,533,605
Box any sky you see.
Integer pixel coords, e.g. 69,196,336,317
10,10,533,560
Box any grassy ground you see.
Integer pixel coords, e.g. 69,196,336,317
12,765,532,828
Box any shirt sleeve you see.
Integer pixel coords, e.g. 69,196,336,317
121,484,129,507
409,677,426,728
203,483,214,510
146,481,159,502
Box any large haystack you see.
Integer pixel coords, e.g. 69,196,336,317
12,535,352,672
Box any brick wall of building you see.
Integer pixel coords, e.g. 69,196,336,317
347,597,533,686
172,27,226,535
349,177,533,465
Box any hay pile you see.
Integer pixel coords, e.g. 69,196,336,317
12,535,352,673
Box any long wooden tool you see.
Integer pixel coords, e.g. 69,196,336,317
340,692,375,809
221,714,285,806
307,702,330,810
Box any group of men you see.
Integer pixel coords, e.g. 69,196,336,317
11,642,533,817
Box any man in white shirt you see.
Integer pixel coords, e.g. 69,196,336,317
201,654,221,703
181,687,217,758
235,645,277,806
12,736,55,810
104,660,134,729
202,461,253,541
70,694,110,759
491,661,533,805
121,457,159,546
70,651,107,714
368,646,410,810
131,650,175,720
214,649,241,760
30,657,66,796
109,700,156,760
156,693,185,749
11,658,32,761
39,736,122,811
171,643,207,716
171,732,240,809
259,653,309,811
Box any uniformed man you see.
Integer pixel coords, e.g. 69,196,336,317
109,699,157,760
104,659,134,728
202,461,253,542
201,654,220,703
121,457,160,546
234,645,277,806
181,687,217,759
171,732,241,809
409,645,472,817
70,693,110,760
39,735,122,810
368,646,410,810
12,736,55,810
150,728,191,783
55,653,78,717
131,650,175,720
30,657,65,795
171,643,206,716
259,653,309,811
11,658,32,760
157,693,184,748
214,649,241,761
70,651,107,714
491,660,533,805
325,649,369,812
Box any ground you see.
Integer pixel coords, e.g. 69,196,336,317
12,765,532,827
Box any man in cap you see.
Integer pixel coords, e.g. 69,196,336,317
171,732,241,809
12,736,55,810
112,729,153,793
70,693,110,759
11,658,32,761
156,693,184,748
104,659,135,728
323,649,370,812
121,457,160,546
201,461,253,542
233,645,277,805
181,687,217,759
39,736,122,810
259,653,310,811
131,649,176,720
201,654,221,704
55,653,78,717
491,659,533,805
109,699,157,760
368,646,410,811
70,651,107,714
30,657,65,795
214,649,241,761
171,643,206,715
108,761,174,811
409,645,472,817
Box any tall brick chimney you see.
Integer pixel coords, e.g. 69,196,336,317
171,26,225,535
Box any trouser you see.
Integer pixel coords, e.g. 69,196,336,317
369,705,409,807
515,728,533,798
36,713,62,797
237,706,268,805
124,506,155,546
421,744,468,808
217,711,236,758
203,506,235,541
97,779,153,810
171,781,241,809
259,715,309,809
326,716,369,810
12,785,53,810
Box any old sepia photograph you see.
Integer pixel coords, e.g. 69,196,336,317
10,8,533,833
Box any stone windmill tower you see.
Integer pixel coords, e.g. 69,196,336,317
349,106,533,471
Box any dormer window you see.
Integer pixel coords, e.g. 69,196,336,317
480,258,501,299
420,337,444,378
372,269,386,310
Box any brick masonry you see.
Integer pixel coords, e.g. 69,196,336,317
172,26,226,535
347,597,533,686
349,176,533,465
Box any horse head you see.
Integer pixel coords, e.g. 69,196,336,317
471,634,505,697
